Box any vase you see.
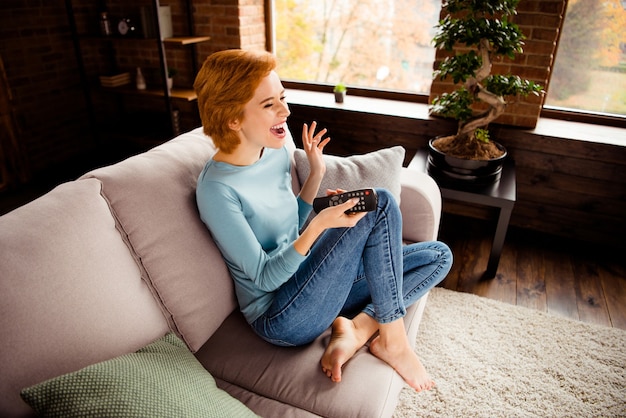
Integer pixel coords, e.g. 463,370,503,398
334,91,345,103
426,138,508,186
167,77,173,92
136,67,146,90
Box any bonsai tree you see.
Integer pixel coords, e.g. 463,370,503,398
430,0,544,160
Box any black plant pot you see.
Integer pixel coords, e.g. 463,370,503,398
427,138,507,186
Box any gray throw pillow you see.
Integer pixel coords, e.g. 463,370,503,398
293,146,405,205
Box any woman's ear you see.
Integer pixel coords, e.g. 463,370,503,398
228,119,241,132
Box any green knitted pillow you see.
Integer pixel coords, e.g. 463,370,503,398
20,333,258,418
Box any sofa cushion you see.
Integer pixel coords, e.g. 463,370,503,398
0,179,169,417
293,146,405,204
399,169,442,243
21,333,258,418
195,295,428,418
81,128,234,353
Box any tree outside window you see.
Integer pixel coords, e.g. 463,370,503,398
545,0,626,116
274,0,626,119
274,0,442,94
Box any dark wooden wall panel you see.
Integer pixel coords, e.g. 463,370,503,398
288,102,626,250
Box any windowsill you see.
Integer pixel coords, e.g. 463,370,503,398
286,89,625,147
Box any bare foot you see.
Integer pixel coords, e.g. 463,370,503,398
320,317,366,383
369,335,435,392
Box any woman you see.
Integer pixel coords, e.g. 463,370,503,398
194,49,452,392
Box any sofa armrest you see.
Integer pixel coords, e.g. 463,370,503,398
399,168,442,242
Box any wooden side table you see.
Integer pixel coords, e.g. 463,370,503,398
409,149,516,278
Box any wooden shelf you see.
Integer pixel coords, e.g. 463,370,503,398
68,0,205,138
163,36,211,46
103,86,197,101
77,35,211,46
139,87,197,101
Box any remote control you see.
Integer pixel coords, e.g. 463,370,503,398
313,188,378,214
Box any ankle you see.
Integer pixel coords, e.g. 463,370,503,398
351,314,379,343
377,323,411,352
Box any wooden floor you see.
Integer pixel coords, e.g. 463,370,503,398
438,214,626,331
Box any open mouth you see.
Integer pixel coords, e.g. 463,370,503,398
270,122,286,137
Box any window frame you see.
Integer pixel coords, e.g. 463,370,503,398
267,0,626,130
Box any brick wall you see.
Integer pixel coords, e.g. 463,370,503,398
194,0,266,60
237,0,266,50
0,0,265,186
0,0,95,181
66,0,267,85
429,0,567,129
195,0,242,57
0,0,569,188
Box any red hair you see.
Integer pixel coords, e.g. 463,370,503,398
194,49,277,153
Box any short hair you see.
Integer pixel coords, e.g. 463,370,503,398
194,49,277,153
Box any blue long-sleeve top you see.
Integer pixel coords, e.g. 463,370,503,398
196,146,312,323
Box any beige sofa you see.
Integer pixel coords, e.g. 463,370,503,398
0,126,442,417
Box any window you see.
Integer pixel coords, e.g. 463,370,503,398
273,0,626,122
544,0,626,117
273,0,442,95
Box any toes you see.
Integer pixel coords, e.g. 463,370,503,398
332,364,342,382
321,366,334,379
321,368,340,381
411,378,435,392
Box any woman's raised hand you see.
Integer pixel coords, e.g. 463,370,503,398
302,121,330,179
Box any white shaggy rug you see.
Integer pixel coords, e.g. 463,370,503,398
394,288,626,417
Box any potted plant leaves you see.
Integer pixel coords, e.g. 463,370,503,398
428,0,544,184
333,83,347,103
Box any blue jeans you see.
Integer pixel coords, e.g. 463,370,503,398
251,189,452,346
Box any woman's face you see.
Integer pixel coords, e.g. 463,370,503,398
235,70,291,150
